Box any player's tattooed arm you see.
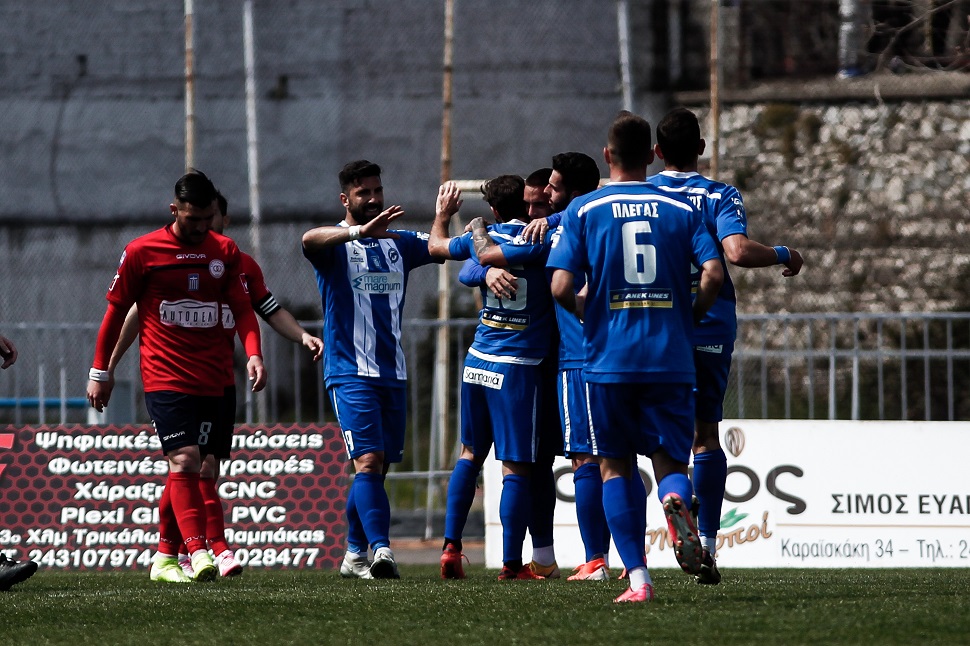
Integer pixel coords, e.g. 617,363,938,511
470,217,496,258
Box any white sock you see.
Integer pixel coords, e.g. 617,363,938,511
701,536,717,555
628,566,652,590
531,546,556,566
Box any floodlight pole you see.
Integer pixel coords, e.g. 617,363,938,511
184,0,196,170
617,0,634,112
709,0,720,179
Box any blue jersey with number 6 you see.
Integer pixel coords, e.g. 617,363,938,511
547,182,719,384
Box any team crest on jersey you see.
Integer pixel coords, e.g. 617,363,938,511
387,248,400,263
188,273,199,291
208,259,225,278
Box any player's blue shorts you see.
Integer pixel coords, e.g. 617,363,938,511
144,391,223,457
558,368,593,457
693,342,734,423
328,379,407,463
460,353,540,463
586,382,694,463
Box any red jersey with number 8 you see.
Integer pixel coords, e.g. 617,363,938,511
106,225,254,395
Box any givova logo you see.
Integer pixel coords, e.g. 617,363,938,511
462,367,504,390
0,433,14,481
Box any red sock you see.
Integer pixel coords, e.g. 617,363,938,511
157,477,182,555
199,476,230,555
167,471,208,554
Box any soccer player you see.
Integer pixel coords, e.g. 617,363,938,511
431,175,556,580
302,160,438,580
87,170,267,584
524,167,553,221
542,152,616,581
548,111,723,603
108,190,324,579
649,107,803,584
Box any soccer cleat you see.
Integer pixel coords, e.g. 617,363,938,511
440,543,467,580
567,557,609,581
662,493,703,575
0,554,38,590
369,547,400,579
696,549,721,585
177,553,194,578
497,564,545,581
149,556,192,584
613,583,655,603
190,550,218,582
215,549,243,577
339,552,374,579
528,560,560,579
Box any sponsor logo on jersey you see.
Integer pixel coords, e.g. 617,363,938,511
158,299,219,328
462,366,504,390
188,273,199,291
482,309,529,331
351,272,403,294
609,288,673,310
208,259,225,278
176,253,207,260
695,344,724,354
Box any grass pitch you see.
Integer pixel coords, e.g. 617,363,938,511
3,566,968,645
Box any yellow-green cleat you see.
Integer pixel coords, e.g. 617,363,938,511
190,550,218,582
149,556,192,584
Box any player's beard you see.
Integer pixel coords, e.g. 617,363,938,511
349,201,383,225
550,194,570,213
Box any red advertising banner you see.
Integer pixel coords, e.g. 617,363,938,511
0,424,348,570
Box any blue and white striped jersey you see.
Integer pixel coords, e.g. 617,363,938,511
547,182,719,384
304,224,437,385
648,170,747,345
449,220,555,361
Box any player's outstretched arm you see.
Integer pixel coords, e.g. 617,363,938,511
88,302,128,412
721,234,803,277
266,309,324,362
429,181,463,259
0,334,17,370
302,206,404,252
693,258,725,323
469,217,509,267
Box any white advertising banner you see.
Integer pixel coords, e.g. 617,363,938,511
483,420,970,569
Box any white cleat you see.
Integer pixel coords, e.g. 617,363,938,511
216,549,243,577
339,551,374,579
368,547,400,579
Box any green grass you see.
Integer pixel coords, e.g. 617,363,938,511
4,567,969,645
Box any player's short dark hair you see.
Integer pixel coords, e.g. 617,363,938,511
607,110,652,170
656,107,701,169
552,152,601,195
174,169,218,209
339,160,382,193
525,167,552,189
215,190,228,217
481,174,527,221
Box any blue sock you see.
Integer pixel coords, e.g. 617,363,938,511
657,472,693,505
499,474,531,564
353,472,391,551
529,460,556,550
630,468,647,549
692,449,727,540
602,476,646,571
574,463,609,561
345,480,368,554
444,458,480,549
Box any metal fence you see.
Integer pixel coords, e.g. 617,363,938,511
4,311,970,531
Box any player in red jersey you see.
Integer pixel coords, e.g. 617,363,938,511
87,170,266,584
108,190,323,579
